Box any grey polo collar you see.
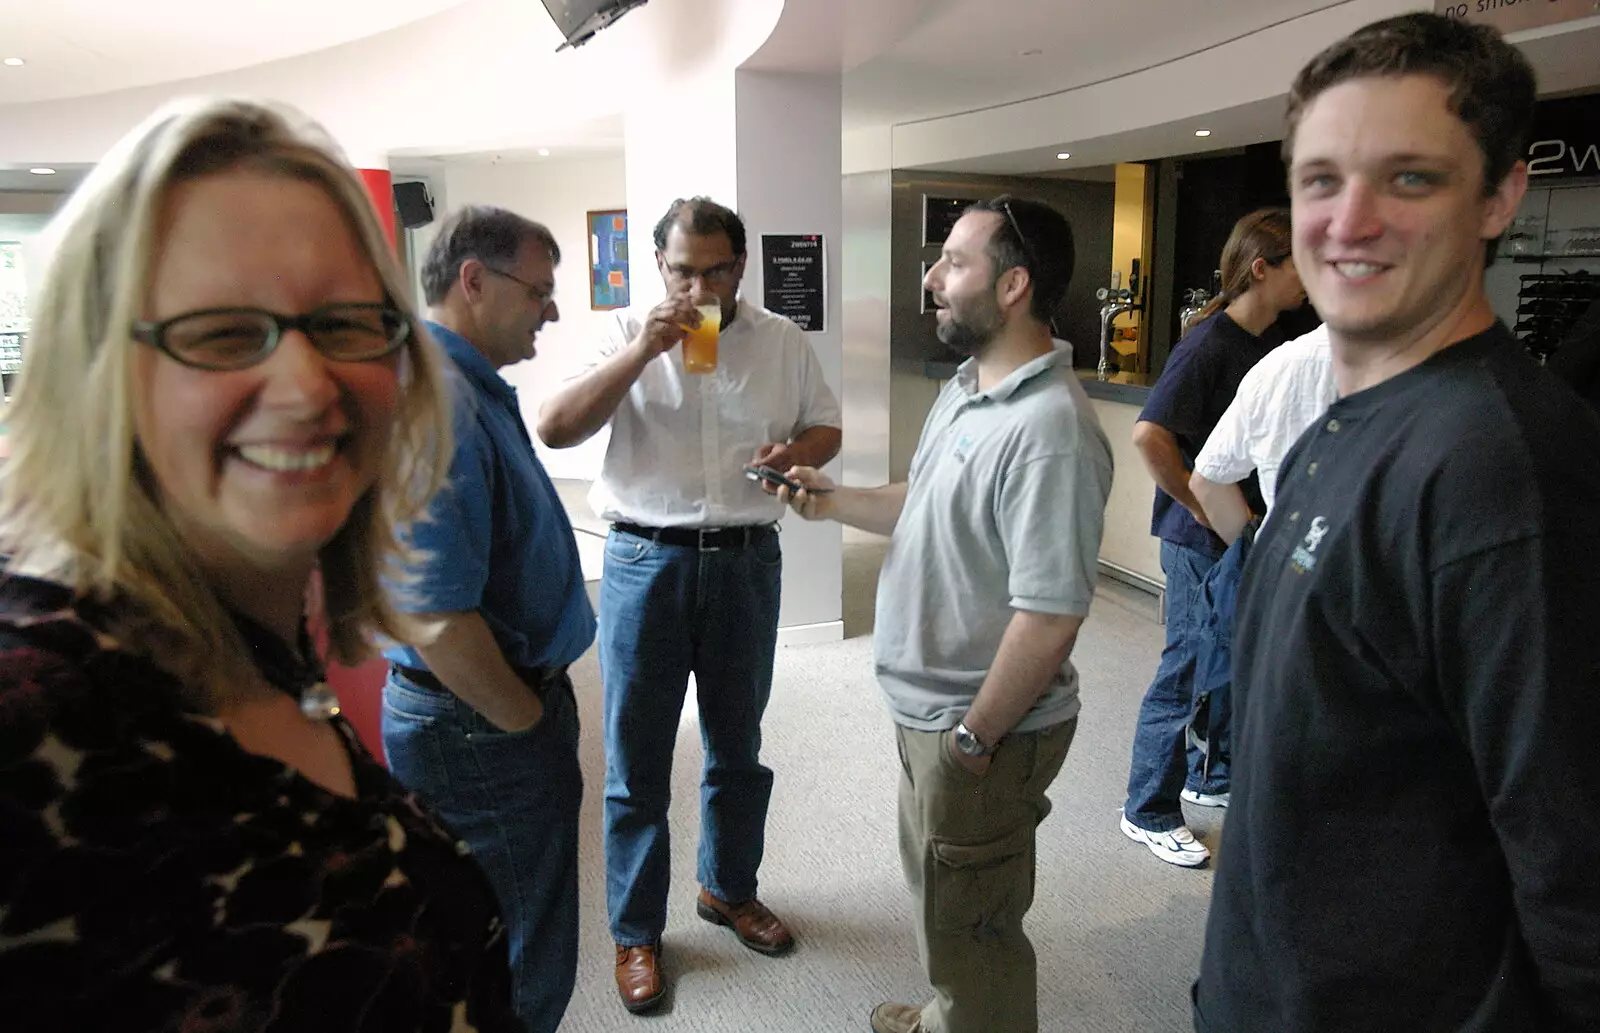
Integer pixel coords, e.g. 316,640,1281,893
955,344,1072,403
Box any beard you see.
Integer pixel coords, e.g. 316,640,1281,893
936,295,1004,356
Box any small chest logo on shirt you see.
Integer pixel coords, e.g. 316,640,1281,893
1290,516,1329,574
952,433,975,463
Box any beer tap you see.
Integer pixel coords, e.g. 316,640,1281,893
1178,269,1224,336
1178,289,1210,335
1096,259,1142,380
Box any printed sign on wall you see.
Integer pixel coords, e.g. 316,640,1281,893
1523,94,1600,183
1435,0,1597,34
761,234,826,332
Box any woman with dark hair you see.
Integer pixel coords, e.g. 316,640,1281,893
1119,207,1305,869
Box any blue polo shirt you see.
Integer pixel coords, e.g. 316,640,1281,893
1140,312,1276,557
385,322,595,671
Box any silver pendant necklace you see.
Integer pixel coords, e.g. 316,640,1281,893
228,609,341,722
298,680,342,721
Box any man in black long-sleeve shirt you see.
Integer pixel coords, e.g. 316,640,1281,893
1193,13,1600,1033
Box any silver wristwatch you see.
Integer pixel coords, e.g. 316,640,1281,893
954,721,998,757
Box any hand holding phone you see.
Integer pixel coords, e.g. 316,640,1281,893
744,464,832,494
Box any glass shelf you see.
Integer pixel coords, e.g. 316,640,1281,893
1512,252,1600,262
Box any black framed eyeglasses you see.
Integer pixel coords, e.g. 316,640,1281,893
486,267,556,308
663,260,739,286
130,303,411,372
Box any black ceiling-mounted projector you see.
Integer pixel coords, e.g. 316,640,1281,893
543,0,650,52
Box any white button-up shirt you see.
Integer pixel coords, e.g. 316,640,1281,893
1193,325,1337,517
588,299,841,528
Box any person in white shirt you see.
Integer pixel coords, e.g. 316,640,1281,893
537,197,841,1016
1175,323,1336,826
1190,324,1337,544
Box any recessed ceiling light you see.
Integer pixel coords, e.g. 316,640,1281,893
1056,152,1071,160
538,148,551,157
1019,49,1043,57
3,58,24,67
29,167,56,175
1194,129,1212,137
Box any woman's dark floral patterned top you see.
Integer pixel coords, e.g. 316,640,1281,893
0,575,523,1033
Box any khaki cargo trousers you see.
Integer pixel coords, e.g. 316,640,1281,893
895,717,1077,1033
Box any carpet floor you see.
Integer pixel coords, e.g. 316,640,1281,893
553,525,1222,1033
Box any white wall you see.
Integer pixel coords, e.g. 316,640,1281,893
420,155,628,481
1090,398,1162,583
841,170,892,488
734,69,846,639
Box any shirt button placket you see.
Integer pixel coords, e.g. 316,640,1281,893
701,372,721,517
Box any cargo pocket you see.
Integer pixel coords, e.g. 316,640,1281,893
930,823,1035,933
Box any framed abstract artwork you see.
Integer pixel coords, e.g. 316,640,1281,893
588,209,630,310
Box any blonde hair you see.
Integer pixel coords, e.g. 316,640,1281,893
0,96,452,707
1196,208,1294,323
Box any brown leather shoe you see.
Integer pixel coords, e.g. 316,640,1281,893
695,888,795,956
614,943,665,1014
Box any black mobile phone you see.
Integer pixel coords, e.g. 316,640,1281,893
743,464,831,494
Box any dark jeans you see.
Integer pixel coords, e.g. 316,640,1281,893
599,526,782,947
1124,541,1229,832
1189,527,1255,793
381,669,582,1033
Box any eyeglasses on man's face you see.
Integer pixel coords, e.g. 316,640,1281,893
662,260,740,287
131,303,410,372
485,266,557,310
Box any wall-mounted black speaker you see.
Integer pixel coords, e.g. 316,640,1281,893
543,0,649,51
393,181,434,229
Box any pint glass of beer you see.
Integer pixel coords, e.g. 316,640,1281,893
682,302,722,373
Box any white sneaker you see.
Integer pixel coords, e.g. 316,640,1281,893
1181,788,1231,808
1120,811,1210,867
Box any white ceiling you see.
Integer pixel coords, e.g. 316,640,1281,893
390,113,627,170
0,0,1596,178
840,0,1337,131
0,0,473,105
878,3,1600,177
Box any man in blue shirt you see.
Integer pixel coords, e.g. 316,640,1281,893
381,205,596,1033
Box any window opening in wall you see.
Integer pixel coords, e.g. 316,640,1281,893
1,240,29,401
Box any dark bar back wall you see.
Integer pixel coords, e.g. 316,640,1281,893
889,170,1116,372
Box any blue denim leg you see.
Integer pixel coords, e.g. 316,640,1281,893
691,533,781,903
1194,674,1231,791
599,531,695,947
1188,533,1248,796
1123,541,1218,832
381,670,582,1033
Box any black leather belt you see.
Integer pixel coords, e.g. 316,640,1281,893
393,663,568,699
612,522,776,550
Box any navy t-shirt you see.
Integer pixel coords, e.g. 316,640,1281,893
1195,322,1600,1031
1139,311,1276,556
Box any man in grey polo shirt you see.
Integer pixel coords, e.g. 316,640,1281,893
784,196,1112,1033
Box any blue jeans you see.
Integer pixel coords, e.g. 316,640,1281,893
599,526,782,947
381,669,582,1033
1124,540,1228,832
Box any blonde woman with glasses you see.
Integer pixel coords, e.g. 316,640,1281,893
0,98,522,1031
